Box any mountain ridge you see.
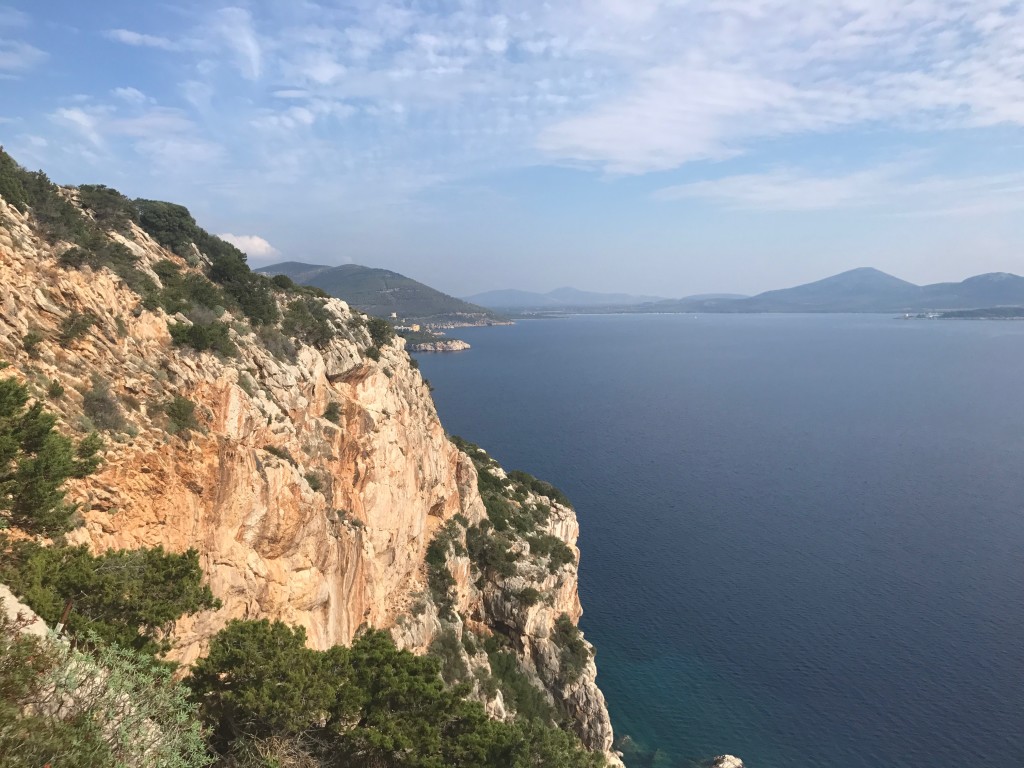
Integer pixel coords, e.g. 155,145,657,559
260,261,505,327
630,268,1024,314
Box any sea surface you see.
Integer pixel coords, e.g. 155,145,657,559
414,314,1024,768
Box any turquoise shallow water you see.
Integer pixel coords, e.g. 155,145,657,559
416,314,1024,768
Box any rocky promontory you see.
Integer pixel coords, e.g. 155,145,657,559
409,338,472,352
0,156,621,766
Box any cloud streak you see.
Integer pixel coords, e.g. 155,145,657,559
105,29,178,51
657,165,1024,217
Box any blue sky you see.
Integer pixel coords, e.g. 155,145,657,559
3,0,1024,297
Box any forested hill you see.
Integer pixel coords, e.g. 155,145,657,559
260,261,505,326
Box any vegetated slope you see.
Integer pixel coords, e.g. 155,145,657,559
261,261,504,326
0,149,620,767
652,268,1024,313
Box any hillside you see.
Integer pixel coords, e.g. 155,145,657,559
649,268,1024,313
260,261,505,327
0,149,619,767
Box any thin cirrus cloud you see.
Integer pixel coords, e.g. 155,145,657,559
538,0,1024,174
655,166,1024,217
104,29,178,51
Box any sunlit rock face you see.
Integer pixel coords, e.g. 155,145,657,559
0,193,620,764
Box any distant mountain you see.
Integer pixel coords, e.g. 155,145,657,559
259,262,503,325
466,286,666,309
653,268,1024,314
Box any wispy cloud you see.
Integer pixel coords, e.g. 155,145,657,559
105,29,178,51
206,7,261,81
539,0,1024,173
0,8,29,28
49,101,222,172
111,86,150,105
0,40,46,73
657,164,1024,217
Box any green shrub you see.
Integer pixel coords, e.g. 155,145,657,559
21,330,44,357
188,620,338,749
487,649,557,724
282,296,334,349
189,622,603,767
57,232,155,297
77,184,138,234
0,148,28,210
151,259,228,316
164,395,200,436
257,326,297,362
58,311,95,345
0,606,211,767
518,587,542,606
0,542,219,656
466,523,519,578
508,469,573,509
528,534,576,573
270,274,295,290
169,320,237,357
429,627,470,685
552,614,589,684
135,199,279,326
0,377,101,535
81,375,126,432
323,401,341,424
365,345,381,361
304,472,324,493
426,525,459,617
46,379,64,399
367,316,394,348
263,445,297,466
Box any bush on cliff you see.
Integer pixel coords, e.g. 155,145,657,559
426,520,464,617
135,199,279,326
0,376,102,536
282,296,335,350
0,542,220,656
170,319,238,358
188,620,604,768
77,184,139,235
367,316,395,348
552,614,590,684
0,598,210,768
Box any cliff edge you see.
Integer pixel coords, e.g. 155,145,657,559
0,163,621,765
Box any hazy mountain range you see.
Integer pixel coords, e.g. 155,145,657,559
652,268,1024,313
473,268,1024,314
262,262,1024,319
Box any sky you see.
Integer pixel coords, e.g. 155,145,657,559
2,0,1024,298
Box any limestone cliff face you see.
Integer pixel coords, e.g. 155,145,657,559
0,192,619,764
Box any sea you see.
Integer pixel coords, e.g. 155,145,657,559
414,313,1024,768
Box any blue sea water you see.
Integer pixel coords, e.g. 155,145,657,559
414,314,1024,768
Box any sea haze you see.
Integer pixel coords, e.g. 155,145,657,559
415,314,1024,768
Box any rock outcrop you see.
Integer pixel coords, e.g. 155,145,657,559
408,339,471,352
0,189,621,764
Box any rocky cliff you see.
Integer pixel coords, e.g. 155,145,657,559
0,180,621,764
